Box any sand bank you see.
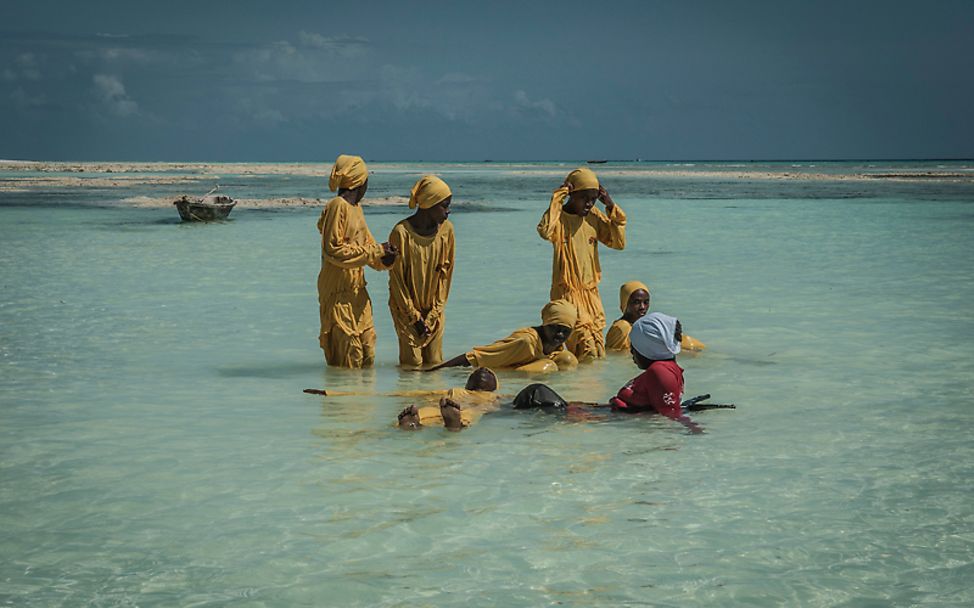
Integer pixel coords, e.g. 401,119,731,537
118,195,410,209
2,161,972,200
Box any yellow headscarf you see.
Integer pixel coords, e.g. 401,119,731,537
565,167,599,192
409,175,452,209
329,154,369,192
541,299,578,328
619,280,651,313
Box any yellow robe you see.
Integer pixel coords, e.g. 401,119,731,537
326,387,498,428
537,187,626,362
411,387,500,427
316,196,387,368
605,318,707,352
387,219,455,368
464,327,569,371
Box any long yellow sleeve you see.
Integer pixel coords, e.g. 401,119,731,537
537,186,569,242
318,197,384,270
465,328,545,369
591,203,627,250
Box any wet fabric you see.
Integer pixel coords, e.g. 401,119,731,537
630,312,681,361
513,383,568,409
316,196,387,367
537,185,626,361
541,299,578,328
414,387,501,427
408,175,452,209
607,318,706,352
465,327,566,370
329,154,368,191
605,318,633,351
610,360,685,419
387,219,455,367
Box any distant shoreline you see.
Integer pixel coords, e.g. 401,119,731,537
2,160,973,204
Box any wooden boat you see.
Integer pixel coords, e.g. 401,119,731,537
586,159,608,164
173,186,236,222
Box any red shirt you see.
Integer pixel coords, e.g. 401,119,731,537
610,360,684,419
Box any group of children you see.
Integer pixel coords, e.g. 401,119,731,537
316,154,710,429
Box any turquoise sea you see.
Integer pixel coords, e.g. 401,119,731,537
2,161,973,606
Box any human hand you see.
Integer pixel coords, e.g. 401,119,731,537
413,319,430,338
598,186,614,209
380,241,398,265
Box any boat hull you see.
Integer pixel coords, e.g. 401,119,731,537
173,198,236,222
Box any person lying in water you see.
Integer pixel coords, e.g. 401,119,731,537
605,281,706,353
396,366,501,431
404,370,733,432
403,380,598,432
427,299,580,373
609,311,703,433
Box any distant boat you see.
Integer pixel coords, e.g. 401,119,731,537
173,186,236,222
586,159,608,164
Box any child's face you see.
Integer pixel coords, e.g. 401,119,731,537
626,290,650,318
567,189,598,216
542,324,572,348
430,197,451,224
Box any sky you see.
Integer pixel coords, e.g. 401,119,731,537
2,0,973,161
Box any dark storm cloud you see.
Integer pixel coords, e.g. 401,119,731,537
2,0,972,160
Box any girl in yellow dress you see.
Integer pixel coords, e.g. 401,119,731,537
537,167,626,362
605,280,706,352
429,300,579,373
316,154,398,367
387,175,455,368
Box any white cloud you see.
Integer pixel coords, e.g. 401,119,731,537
513,90,560,120
92,74,138,116
297,31,369,56
235,33,371,83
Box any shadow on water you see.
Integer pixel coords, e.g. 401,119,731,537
217,361,323,379
92,217,237,230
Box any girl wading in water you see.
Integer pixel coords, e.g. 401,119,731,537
387,175,455,369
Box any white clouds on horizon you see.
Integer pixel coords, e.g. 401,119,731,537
2,29,578,142
92,74,138,116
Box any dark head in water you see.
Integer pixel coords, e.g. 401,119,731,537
513,383,568,410
465,367,498,392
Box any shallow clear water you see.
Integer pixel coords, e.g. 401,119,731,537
2,162,973,606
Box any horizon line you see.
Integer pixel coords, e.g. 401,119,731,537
2,157,973,164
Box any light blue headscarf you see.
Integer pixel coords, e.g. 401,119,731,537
630,312,681,360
